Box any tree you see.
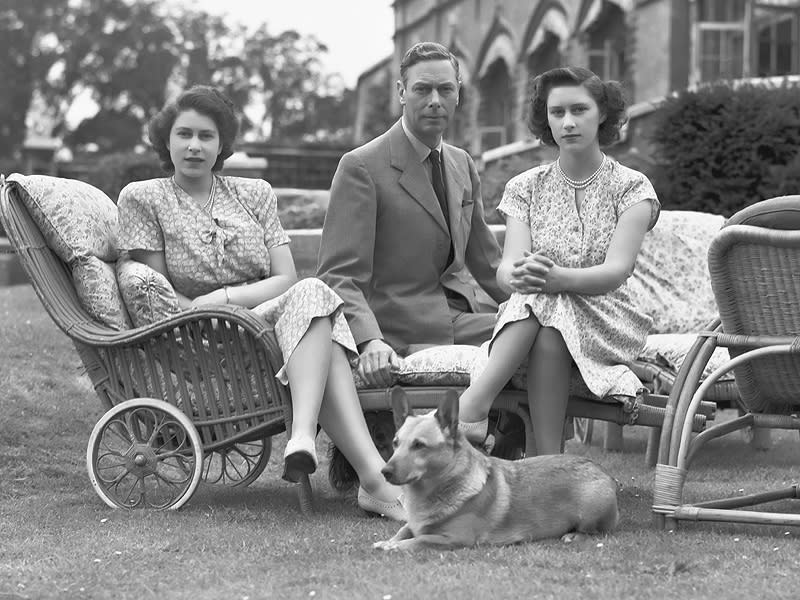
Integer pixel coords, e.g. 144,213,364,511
214,26,340,142
2,1,357,157
0,0,71,158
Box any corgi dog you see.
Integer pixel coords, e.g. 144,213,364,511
374,389,619,551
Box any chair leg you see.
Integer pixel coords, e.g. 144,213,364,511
603,422,624,452
645,427,661,467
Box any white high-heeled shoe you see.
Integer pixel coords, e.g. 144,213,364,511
282,435,318,483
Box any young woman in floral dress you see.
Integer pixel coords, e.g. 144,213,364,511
457,67,660,455
117,85,404,520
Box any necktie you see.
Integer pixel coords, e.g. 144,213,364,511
429,149,450,225
429,149,454,266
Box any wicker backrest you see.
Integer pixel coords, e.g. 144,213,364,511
708,196,800,412
1,180,290,445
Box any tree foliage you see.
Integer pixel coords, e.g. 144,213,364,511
0,0,356,159
0,0,71,158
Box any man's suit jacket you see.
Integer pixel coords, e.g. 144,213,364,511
317,120,506,354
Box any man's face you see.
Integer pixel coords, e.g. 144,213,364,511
397,59,459,147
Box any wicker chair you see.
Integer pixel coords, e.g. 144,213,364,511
653,195,800,529
0,176,310,511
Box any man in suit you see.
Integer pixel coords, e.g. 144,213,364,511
317,41,507,389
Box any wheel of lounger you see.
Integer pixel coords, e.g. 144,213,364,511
573,417,595,445
202,438,272,487
86,398,204,510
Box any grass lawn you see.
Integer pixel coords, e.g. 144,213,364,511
1,284,799,600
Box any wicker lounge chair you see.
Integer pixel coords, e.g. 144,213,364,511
0,175,311,511
653,195,800,529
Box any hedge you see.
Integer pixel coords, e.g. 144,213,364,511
650,80,800,216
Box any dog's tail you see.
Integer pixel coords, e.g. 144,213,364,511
327,443,359,492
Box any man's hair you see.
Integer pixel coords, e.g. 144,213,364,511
399,42,461,84
527,66,628,147
147,85,239,173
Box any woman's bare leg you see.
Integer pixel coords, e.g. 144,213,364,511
318,344,401,502
458,317,540,423
284,317,332,440
527,327,572,455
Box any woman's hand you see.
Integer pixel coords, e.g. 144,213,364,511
191,288,228,307
510,251,563,294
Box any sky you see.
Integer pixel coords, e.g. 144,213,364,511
186,0,396,87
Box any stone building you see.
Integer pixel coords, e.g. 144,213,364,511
354,0,800,154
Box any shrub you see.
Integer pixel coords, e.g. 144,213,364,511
88,152,164,201
479,145,557,224
650,80,800,215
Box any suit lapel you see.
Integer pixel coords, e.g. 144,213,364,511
389,122,450,234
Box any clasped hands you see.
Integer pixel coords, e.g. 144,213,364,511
509,251,563,294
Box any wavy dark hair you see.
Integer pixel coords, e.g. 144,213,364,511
527,66,627,147
399,41,461,85
147,85,239,173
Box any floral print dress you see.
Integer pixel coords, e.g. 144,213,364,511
494,157,660,399
117,175,357,384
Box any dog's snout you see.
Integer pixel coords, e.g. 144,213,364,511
381,464,394,482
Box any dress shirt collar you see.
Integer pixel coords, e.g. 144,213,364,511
401,117,443,161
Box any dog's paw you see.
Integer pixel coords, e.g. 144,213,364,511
373,539,399,551
561,532,589,544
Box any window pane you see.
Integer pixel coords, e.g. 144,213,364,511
700,29,745,80
698,0,746,22
775,18,795,75
588,53,607,79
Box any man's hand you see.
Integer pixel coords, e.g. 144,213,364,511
357,339,402,388
510,251,563,294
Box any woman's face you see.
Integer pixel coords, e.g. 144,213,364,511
168,109,222,180
546,84,604,152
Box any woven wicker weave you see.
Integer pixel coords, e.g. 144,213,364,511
654,195,800,530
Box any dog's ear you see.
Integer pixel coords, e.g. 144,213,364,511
390,386,412,431
435,389,460,437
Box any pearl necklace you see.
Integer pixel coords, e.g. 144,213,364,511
557,154,606,190
171,176,216,213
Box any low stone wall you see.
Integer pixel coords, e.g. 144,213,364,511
0,225,506,286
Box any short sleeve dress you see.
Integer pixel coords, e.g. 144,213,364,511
117,175,357,384
495,157,660,399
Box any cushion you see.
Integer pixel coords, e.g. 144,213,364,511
353,344,482,389
638,333,735,382
116,257,181,327
725,195,800,230
7,174,119,264
630,210,725,334
7,174,131,330
397,344,480,386
74,257,132,330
